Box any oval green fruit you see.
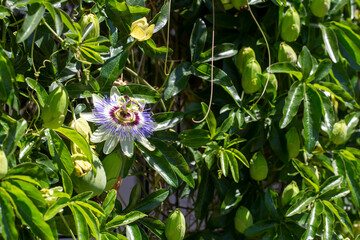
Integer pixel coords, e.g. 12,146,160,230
278,42,297,64
234,206,253,233
41,86,69,129
231,0,247,10
0,150,8,178
249,152,268,181
235,47,256,74
286,127,300,159
80,13,100,40
72,154,106,197
280,7,301,42
281,181,299,206
165,209,186,240
241,57,262,94
311,0,331,18
221,0,233,10
331,120,347,145
102,151,123,191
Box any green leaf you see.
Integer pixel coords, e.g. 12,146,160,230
69,205,89,240
323,200,354,237
220,184,247,215
226,150,239,183
25,78,48,108
49,130,74,175
101,190,117,222
279,81,304,129
126,223,142,240
151,0,169,34
137,144,178,187
195,168,214,219
301,200,323,240
190,18,207,62
179,129,211,148
268,62,303,80
323,204,335,240
3,119,27,157
106,211,147,230
2,175,41,187
286,191,316,217
117,84,161,104
0,49,15,103
226,148,249,168
198,43,238,63
307,59,332,83
341,155,360,208
60,169,73,196
70,192,94,202
149,139,195,188
298,46,314,81
74,201,104,217
244,221,277,237
265,189,280,220
319,24,339,63
302,84,322,153
138,39,173,58
0,187,18,240
164,62,192,100
138,217,165,239
58,8,77,34
44,3,63,36
318,90,335,136
99,50,129,91
192,63,232,86
128,189,169,213
44,197,70,221
292,159,320,187
319,175,343,195
152,112,184,131
16,3,45,42
319,187,350,201
219,151,229,177
1,182,54,240
7,162,49,188
73,204,100,240
201,102,216,137
105,0,131,38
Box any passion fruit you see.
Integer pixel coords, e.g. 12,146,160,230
235,47,256,74
281,181,299,206
165,209,186,240
278,42,297,64
249,152,268,181
80,13,100,40
234,206,253,233
241,57,262,94
311,0,331,18
286,127,300,159
0,150,8,178
331,120,347,145
280,7,301,42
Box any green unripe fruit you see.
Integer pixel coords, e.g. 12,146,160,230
231,0,247,10
221,0,233,10
331,120,347,145
286,127,300,159
102,151,123,191
249,152,268,181
0,150,8,178
234,206,253,233
281,7,301,42
281,181,299,206
241,58,262,94
278,42,297,64
41,86,69,129
235,47,256,74
165,209,186,240
72,154,106,197
80,13,100,40
311,0,331,18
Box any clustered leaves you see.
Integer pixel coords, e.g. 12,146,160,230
0,0,360,239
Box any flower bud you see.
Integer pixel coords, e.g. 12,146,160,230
80,13,100,40
278,42,297,64
249,152,268,181
331,120,347,145
165,209,186,240
41,187,64,206
241,57,262,94
221,0,233,10
73,154,92,177
234,206,253,233
235,47,255,74
0,150,8,178
311,0,331,18
231,0,247,10
130,17,155,42
41,86,69,129
286,127,300,159
280,7,301,42
70,117,92,141
102,151,123,191
281,181,299,206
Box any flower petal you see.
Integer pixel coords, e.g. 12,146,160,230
92,94,103,106
110,86,121,99
130,25,146,41
80,112,96,122
143,24,155,41
138,136,155,151
120,138,134,157
103,134,119,154
90,128,107,143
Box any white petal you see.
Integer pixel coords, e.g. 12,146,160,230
110,86,121,99
120,138,134,157
103,135,119,154
90,128,107,143
80,112,95,122
138,136,155,151
92,94,103,106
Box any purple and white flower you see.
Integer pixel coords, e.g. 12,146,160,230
81,87,155,157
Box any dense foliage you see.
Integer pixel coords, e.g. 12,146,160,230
1,0,360,239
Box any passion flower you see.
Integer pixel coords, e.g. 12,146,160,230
311,0,331,18
249,152,268,181
41,86,69,129
234,206,253,233
235,47,255,74
280,7,301,42
80,13,100,40
278,42,297,64
331,120,347,145
81,86,155,157
165,209,186,240
241,57,262,94
130,17,155,42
